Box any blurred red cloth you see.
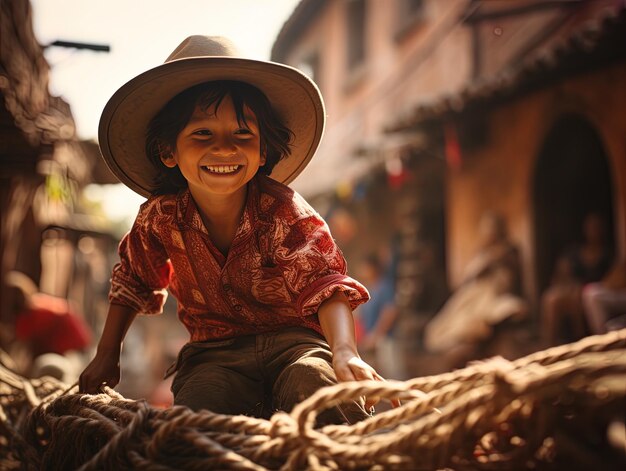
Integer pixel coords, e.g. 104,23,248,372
444,122,462,170
15,293,92,356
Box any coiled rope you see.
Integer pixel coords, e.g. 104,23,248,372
1,329,625,470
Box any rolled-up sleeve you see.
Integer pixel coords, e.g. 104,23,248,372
274,214,369,317
109,203,171,315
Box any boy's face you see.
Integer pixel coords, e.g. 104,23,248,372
162,94,265,202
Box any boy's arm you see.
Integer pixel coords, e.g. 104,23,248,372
318,291,399,409
79,303,138,394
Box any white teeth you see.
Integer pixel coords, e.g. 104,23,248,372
203,165,240,174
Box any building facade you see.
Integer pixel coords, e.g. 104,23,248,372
272,0,626,359
389,5,626,304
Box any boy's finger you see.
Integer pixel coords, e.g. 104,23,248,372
369,373,402,408
372,371,385,381
365,396,380,410
80,382,92,394
349,365,375,381
79,375,91,394
101,377,118,392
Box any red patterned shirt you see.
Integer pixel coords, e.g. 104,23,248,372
109,175,369,341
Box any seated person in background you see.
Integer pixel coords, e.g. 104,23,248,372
541,212,613,346
5,271,92,381
582,259,626,334
423,211,526,359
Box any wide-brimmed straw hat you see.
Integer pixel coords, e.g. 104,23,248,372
98,35,325,198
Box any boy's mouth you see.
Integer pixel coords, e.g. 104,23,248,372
201,165,242,175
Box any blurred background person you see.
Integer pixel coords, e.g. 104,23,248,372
5,271,92,382
423,211,527,367
541,212,613,346
356,252,404,380
582,259,626,334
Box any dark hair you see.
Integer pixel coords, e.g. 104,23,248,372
145,80,294,194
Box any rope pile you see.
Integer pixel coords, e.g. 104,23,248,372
2,330,625,470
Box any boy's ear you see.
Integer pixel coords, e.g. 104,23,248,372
156,140,177,168
160,153,178,168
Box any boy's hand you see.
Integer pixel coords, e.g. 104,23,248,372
332,348,400,410
78,348,121,394
79,303,137,394
317,292,401,410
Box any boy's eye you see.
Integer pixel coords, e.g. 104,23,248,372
234,128,253,136
192,129,212,137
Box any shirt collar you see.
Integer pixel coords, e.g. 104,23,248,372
176,188,207,234
175,177,262,236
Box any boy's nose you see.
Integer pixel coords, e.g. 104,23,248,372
210,136,237,156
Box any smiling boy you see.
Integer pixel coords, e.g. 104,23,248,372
79,37,391,423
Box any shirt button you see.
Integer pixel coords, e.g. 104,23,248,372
223,283,231,291
234,304,242,312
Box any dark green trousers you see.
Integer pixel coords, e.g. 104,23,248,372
169,327,369,425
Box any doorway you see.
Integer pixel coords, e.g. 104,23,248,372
533,114,615,297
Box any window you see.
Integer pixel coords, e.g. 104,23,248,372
347,0,366,70
395,0,426,41
297,51,321,87
403,0,424,16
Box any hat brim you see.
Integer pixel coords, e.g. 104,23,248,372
99,57,325,198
